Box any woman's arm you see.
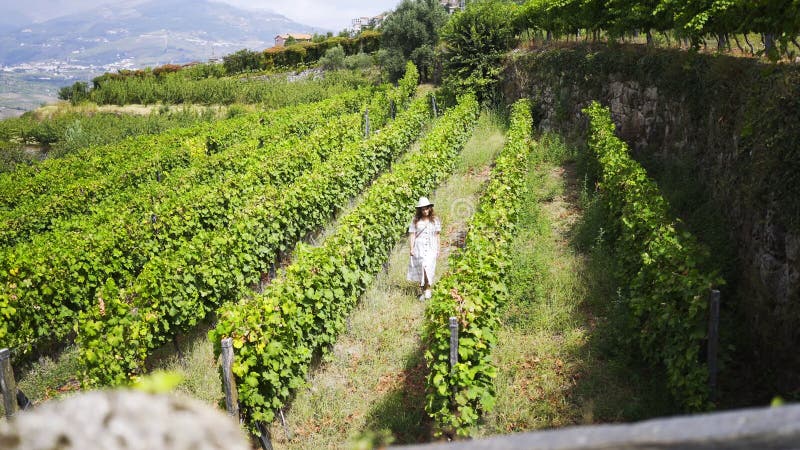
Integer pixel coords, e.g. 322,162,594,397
409,232,416,256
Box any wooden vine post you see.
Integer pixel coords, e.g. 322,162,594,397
707,289,721,401
449,317,459,372
222,338,275,450
220,338,239,420
0,348,18,419
364,108,370,138
448,316,459,435
255,422,274,450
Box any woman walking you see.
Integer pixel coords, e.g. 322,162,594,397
407,196,441,300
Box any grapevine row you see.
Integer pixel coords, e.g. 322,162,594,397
423,99,534,436
209,93,479,425
583,101,722,411
516,0,800,51
77,66,428,385
1,108,256,209
0,89,370,246
0,77,416,356
1,112,359,356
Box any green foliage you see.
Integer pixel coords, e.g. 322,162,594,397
83,33,380,92
0,108,216,166
263,33,381,70
515,0,800,56
357,30,383,53
508,46,800,392
320,45,347,70
344,52,375,70
57,82,90,104
86,69,367,106
282,44,308,66
380,0,448,81
507,44,800,233
131,370,184,393
440,0,520,104
582,102,723,411
180,62,226,80
211,92,479,429
381,0,447,56
395,62,421,107
76,66,421,386
223,49,263,74
0,89,374,360
376,49,409,82
423,99,533,437
0,93,354,247
410,44,436,82
0,144,33,175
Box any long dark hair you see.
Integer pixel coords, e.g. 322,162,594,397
413,205,436,226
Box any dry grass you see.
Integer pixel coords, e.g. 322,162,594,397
32,102,232,120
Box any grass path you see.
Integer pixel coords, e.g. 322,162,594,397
478,135,674,436
267,112,506,449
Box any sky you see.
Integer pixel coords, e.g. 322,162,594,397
223,0,399,31
1,0,400,32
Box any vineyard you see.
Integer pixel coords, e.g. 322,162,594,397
1,0,797,447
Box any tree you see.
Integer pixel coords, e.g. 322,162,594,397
379,0,448,81
58,81,90,104
375,48,407,82
410,44,436,81
440,0,520,103
222,49,262,74
319,45,346,70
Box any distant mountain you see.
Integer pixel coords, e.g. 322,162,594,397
0,0,125,24
0,10,33,34
0,0,324,69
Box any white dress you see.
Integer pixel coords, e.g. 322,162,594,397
407,217,441,286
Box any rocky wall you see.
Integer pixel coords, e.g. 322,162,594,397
502,44,800,395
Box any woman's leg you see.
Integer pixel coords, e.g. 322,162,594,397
423,271,432,298
417,270,430,300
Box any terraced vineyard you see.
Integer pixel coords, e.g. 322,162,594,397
0,65,417,360
211,92,479,424
0,42,737,448
80,67,431,386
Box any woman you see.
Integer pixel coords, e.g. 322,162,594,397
407,196,441,300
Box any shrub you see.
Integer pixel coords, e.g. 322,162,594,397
319,45,346,70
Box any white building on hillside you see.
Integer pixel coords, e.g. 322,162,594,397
440,0,464,13
351,0,462,35
351,14,385,33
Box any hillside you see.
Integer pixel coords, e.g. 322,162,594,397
0,0,323,70
1,0,799,446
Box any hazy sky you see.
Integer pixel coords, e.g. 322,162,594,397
224,0,399,30
2,0,400,32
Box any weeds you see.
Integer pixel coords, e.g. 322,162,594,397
481,132,675,436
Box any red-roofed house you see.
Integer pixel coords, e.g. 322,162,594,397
274,33,313,47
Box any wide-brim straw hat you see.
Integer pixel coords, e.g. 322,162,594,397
416,197,433,208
